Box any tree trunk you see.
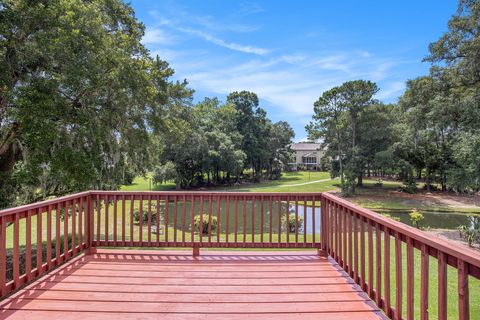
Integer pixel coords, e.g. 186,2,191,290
357,173,363,187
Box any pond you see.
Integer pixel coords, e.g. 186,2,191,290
376,209,478,230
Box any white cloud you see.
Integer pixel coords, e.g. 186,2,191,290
176,27,269,55
142,27,176,45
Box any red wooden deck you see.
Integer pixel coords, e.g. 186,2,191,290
0,249,385,319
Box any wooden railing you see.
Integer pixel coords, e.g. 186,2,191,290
0,191,91,298
321,192,480,320
89,191,321,250
1,190,479,319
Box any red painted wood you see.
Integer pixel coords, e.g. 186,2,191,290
458,260,469,320
105,196,109,245
243,196,247,245
46,205,52,270
336,203,340,264
79,197,83,248
72,199,76,255
173,196,178,243
130,195,134,246
191,195,195,244
114,195,118,245
165,195,169,244
277,197,281,244
303,199,307,246
226,196,230,242
375,222,382,307
312,196,316,244
182,194,186,244
209,195,213,244
360,215,366,291
96,194,101,244
367,219,373,297
235,196,239,245
420,244,429,320
438,251,447,320
395,233,402,320
26,210,32,281
404,237,413,320
284,196,290,243
199,196,204,243
251,195,255,243
147,195,152,245
269,196,273,244
36,208,42,276
55,203,61,265
260,195,263,243
0,216,6,296
139,195,144,245
13,213,20,288
384,228,391,317
122,195,126,246
217,194,221,243
348,210,352,277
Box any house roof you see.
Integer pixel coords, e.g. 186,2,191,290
290,143,321,151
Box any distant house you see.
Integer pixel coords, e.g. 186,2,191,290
289,142,323,170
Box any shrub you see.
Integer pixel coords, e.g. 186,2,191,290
409,209,424,229
133,202,163,225
194,214,218,235
458,215,480,247
282,213,304,233
402,176,417,194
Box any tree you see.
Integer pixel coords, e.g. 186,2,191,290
0,0,192,207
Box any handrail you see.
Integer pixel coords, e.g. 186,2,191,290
0,190,478,319
321,192,479,320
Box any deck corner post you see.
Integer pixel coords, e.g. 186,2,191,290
192,244,200,257
86,193,95,255
317,248,328,257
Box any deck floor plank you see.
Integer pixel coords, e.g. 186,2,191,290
0,249,385,319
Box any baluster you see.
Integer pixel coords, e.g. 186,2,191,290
303,199,306,245
13,213,20,288
406,237,414,320
72,199,76,254
199,196,203,244
36,208,42,275
173,195,177,244
312,196,316,245
260,195,263,244
354,212,359,284
130,195,134,246
384,228,391,317
243,195,247,245
235,196,239,246
368,219,373,297
286,196,289,244
122,195,126,246
269,196,273,245
375,222,382,306
360,215,366,291
226,195,230,243
104,196,109,246
147,194,152,245
395,233,403,320
420,244,429,320
139,195,143,246
182,194,186,244
458,260,469,320
114,195,118,246
79,197,83,249
295,196,298,245
277,196,281,244
56,202,61,264
26,209,32,280
209,195,213,244
165,195,169,244
251,195,255,244
217,194,221,243
0,216,6,296
47,204,52,269
348,210,352,276
191,195,195,245
438,252,447,320
96,194,101,245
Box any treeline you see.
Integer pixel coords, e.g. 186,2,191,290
0,0,293,207
307,0,480,195
156,93,294,189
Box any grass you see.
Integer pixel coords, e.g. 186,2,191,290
4,171,480,319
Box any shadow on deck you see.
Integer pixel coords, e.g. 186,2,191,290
0,249,385,319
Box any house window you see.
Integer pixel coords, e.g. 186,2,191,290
302,156,317,164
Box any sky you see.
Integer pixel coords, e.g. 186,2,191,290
130,0,457,141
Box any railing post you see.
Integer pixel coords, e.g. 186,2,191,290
192,243,200,257
86,193,96,254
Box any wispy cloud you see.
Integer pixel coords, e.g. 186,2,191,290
176,27,269,55
142,28,176,45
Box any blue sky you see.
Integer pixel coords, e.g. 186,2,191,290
130,0,457,141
